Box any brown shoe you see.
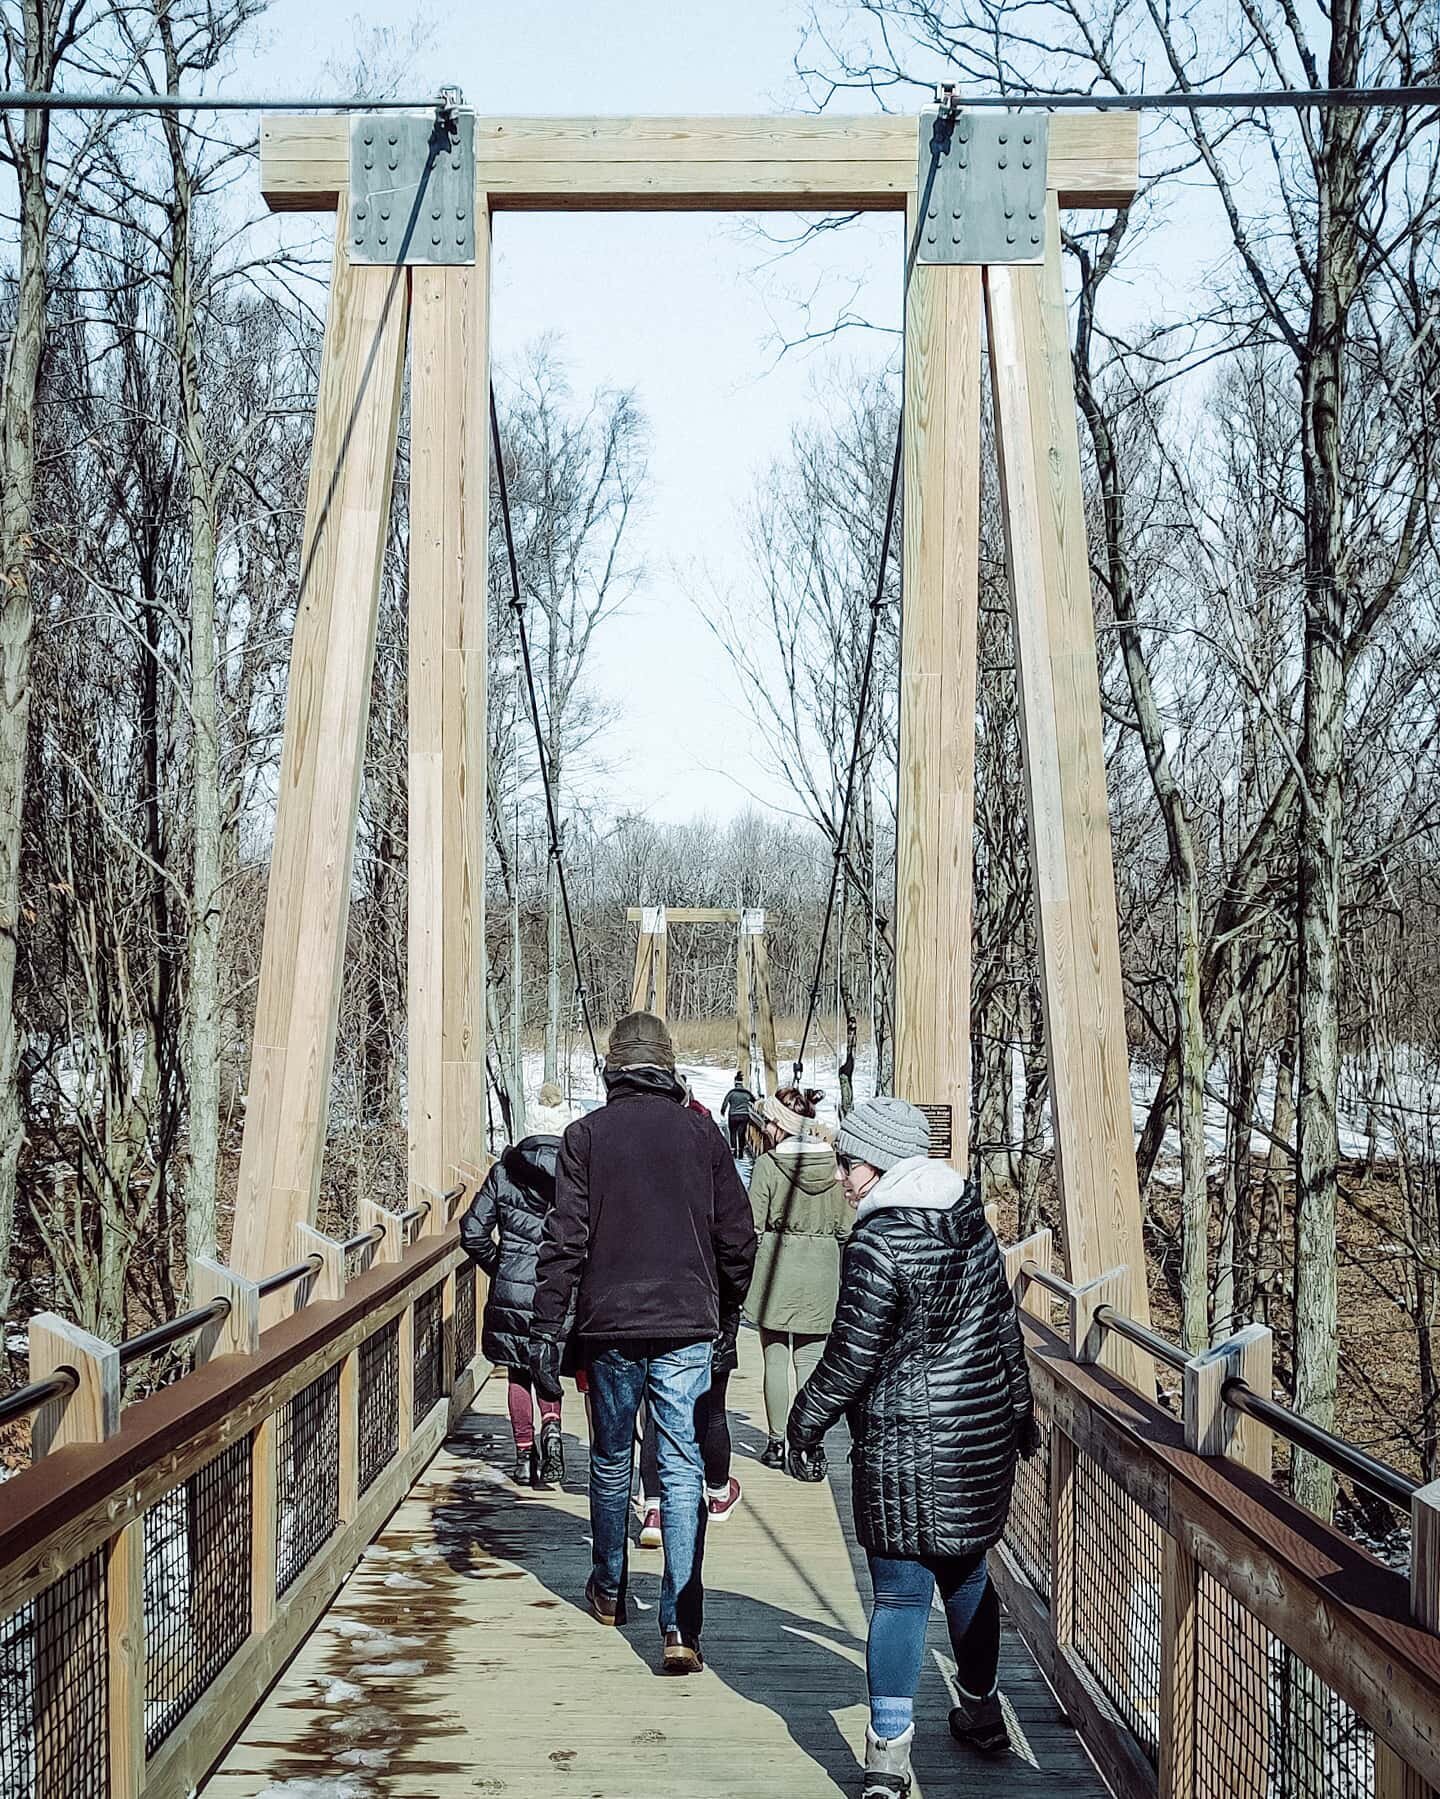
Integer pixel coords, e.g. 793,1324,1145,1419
586,1578,625,1627
661,1629,703,1674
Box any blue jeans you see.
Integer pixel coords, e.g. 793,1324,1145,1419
587,1338,713,1640
866,1550,998,1705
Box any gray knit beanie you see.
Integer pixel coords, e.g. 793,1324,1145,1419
836,1096,932,1171
605,1010,676,1072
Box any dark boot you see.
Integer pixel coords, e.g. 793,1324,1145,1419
539,1420,565,1485
761,1438,785,1470
949,1685,1009,1754
513,1447,538,1486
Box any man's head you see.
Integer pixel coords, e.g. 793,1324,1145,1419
834,1097,931,1205
604,1010,676,1073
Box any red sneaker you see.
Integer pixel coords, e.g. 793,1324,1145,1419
707,1477,743,1522
639,1506,662,1549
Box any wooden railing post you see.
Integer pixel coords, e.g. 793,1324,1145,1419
1157,1533,1197,1799
251,1412,278,1637
190,1257,260,1364
28,1316,140,1797
1070,1266,1128,1366
1005,1227,1052,1319
294,1221,346,1304
1050,1427,1076,1649
1183,1323,1274,1477
1377,1482,1440,1799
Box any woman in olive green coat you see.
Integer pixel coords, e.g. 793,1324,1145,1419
744,1087,849,1476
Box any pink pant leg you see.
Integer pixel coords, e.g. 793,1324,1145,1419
508,1371,535,1450
538,1395,562,1428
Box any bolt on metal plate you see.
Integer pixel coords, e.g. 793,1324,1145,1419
349,111,475,266
915,111,1049,265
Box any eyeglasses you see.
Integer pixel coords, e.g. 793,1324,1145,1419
836,1153,855,1175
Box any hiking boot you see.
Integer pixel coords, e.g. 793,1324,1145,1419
761,1438,786,1470
661,1629,704,1675
862,1724,914,1797
585,1577,626,1627
639,1505,662,1549
787,1442,828,1483
539,1420,565,1485
949,1685,1009,1754
512,1447,538,1486
707,1477,743,1522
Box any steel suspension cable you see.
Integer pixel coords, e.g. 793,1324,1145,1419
791,120,951,1085
489,386,604,1078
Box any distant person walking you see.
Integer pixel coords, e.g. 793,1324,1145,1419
787,1097,1037,1798
744,1088,847,1475
527,1080,576,1136
459,1135,568,1487
720,1071,755,1156
530,1010,756,1675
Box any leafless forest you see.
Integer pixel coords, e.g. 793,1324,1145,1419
3,0,1440,1515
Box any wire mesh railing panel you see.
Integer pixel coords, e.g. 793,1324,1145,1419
275,1364,341,1596
1003,1407,1051,1602
1194,1571,1375,1799
455,1263,476,1370
0,1549,108,1799
358,1317,400,1496
1071,1451,1164,1764
413,1283,443,1425
142,1435,252,1757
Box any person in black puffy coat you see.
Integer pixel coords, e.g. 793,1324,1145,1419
787,1097,1037,1799
459,1134,567,1488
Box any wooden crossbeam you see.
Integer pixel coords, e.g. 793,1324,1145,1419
260,113,1138,213
624,906,739,923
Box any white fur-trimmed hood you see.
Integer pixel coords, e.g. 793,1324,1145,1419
854,1155,966,1222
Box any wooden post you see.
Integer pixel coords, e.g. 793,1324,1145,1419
1005,1226,1053,1320
735,923,752,1082
251,1411,278,1636
190,1256,261,1364
358,1196,402,1265
1183,1323,1274,1477
1069,1266,1128,1366
894,217,982,1176
28,1313,119,1458
984,193,1153,1397
750,930,780,1096
294,1222,345,1304
107,1514,145,1799
1157,1533,1198,1799
652,906,669,1022
1184,1323,1274,1799
230,198,410,1318
1414,1481,1440,1633
1050,1427,1077,1648
338,1340,360,1526
629,927,655,1012
408,212,490,1224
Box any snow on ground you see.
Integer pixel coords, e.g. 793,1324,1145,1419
510,1039,1432,1178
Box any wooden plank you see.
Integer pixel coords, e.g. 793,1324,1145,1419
28,1314,119,1457
750,932,779,1095
629,931,654,1012
735,926,751,1080
409,210,491,1215
894,229,981,1174
1183,1323,1273,1478
190,1257,261,1363
231,199,409,1315
626,906,741,922
106,1519,144,1799
652,922,669,1023
260,112,1139,212
984,194,1153,1396
1157,1534,1197,1799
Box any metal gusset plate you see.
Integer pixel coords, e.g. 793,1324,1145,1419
349,111,475,265
915,111,1049,265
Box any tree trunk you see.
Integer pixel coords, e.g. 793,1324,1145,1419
0,23,51,1317
1291,88,1361,1522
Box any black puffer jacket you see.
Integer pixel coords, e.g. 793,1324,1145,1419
788,1157,1033,1559
460,1136,562,1368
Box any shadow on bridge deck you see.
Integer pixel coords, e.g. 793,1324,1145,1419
204,1334,1111,1798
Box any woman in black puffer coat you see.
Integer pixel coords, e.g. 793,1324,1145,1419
787,1097,1037,1799
460,1134,567,1487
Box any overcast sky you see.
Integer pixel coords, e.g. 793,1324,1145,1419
234,0,903,824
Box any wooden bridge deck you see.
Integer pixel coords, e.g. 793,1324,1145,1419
205,1334,1111,1798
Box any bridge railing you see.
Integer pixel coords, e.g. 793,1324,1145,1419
0,1167,491,1799
992,1227,1440,1799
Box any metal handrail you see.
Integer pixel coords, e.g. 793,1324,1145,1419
257,1253,324,1299
1093,1305,1189,1374
0,1367,77,1427
1224,1378,1418,1510
341,1223,386,1255
397,1201,430,1228
1020,1261,1076,1303
117,1298,231,1368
